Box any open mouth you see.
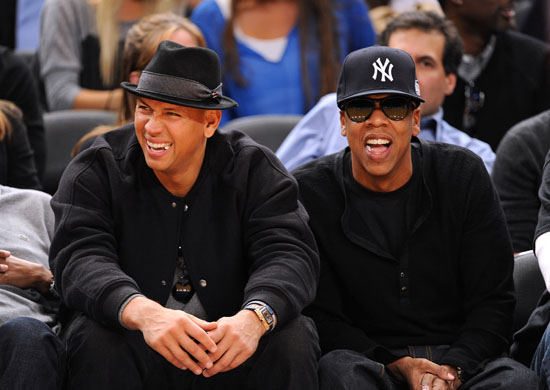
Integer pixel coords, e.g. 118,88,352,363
365,138,391,154
146,140,172,152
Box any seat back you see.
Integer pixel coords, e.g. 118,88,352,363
220,114,303,152
42,110,116,194
513,250,547,332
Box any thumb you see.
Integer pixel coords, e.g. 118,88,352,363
435,364,455,381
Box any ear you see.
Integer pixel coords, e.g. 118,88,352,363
340,110,347,137
411,107,421,137
203,110,221,138
129,71,141,85
444,73,457,96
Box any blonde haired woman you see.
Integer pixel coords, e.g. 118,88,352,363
39,0,188,111
0,101,40,189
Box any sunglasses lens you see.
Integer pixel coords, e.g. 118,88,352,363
381,97,410,120
345,100,374,122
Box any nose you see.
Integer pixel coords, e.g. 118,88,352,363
367,102,387,125
144,112,163,135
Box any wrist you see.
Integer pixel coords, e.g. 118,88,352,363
243,300,277,334
121,296,157,330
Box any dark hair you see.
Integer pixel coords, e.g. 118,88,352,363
222,0,341,109
378,11,462,75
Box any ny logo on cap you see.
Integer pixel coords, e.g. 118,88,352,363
372,58,393,82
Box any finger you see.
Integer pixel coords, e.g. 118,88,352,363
154,343,192,372
418,360,455,382
432,378,451,390
184,322,217,354
189,316,218,332
203,339,239,378
0,263,7,272
175,333,214,371
217,349,250,373
420,373,435,390
0,250,10,258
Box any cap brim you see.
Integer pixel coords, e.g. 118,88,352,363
121,82,238,110
337,89,425,108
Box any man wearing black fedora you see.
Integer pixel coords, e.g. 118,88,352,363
293,46,540,389
49,40,320,389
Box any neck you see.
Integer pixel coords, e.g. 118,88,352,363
155,151,206,198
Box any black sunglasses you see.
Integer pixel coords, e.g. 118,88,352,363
172,245,194,303
344,96,418,122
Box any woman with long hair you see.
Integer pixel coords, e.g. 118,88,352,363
0,101,41,189
39,0,188,111
191,0,376,126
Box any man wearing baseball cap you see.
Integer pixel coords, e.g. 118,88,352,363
49,41,320,389
293,46,539,389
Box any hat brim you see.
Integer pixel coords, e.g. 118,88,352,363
121,82,238,110
337,90,425,109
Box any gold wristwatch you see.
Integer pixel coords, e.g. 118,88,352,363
244,301,276,333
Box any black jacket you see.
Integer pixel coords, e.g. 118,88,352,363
49,125,319,329
294,138,515,379
443,30,550,151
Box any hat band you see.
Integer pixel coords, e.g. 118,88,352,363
136,71,223,102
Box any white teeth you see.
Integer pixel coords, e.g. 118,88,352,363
366,139,390,145
147,140,172,150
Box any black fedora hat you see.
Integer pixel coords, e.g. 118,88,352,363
122,40,238,110
337,46,425,109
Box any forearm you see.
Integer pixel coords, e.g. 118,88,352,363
73,88,123,111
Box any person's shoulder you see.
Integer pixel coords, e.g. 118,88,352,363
498,109,550,153
501,29,550,49
292,151,342,187
209,129,291,176
0,185,51,205
76,124,140,165
419,138,486,177
191,0,225,21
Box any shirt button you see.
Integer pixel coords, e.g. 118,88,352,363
184,204,189,212
171,202,177,208
199,279,207,287
161,280,167,286
401,286,407,292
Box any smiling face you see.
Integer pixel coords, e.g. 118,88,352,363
388,28,456,117
341,93,421,192
134,97,220,195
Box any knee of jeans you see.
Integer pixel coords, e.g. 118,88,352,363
264,315,320,360
1,317,55,344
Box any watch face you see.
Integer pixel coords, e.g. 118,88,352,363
263,309,273,324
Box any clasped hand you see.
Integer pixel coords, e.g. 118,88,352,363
387,356,462,390
122,297,266,377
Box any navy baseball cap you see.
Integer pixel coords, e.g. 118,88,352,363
337,46,425,109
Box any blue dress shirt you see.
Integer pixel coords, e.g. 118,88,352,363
276,93,495,172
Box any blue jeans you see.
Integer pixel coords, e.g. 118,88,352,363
532,322,550,389
0,317,66,390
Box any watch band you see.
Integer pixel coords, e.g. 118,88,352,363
244,301,276,333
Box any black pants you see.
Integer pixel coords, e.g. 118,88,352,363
63,313,320,390
319,347,541,390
